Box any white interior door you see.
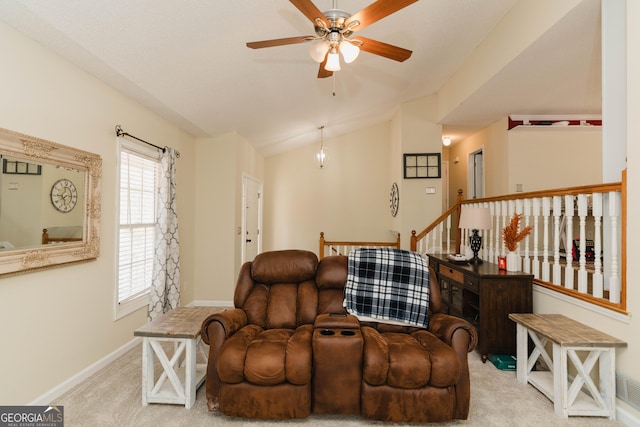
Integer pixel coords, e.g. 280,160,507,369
242,175,262,263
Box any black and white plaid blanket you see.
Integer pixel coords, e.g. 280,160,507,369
343,247,430,328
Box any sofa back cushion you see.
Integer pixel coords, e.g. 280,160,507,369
316,255,348,314
234,250,319,329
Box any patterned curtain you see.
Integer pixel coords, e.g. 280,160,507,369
148,147,180,320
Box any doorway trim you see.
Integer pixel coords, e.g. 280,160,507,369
467,147,485,199
241,173,263,264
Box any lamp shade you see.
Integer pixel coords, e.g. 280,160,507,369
339,40,360,63
324,52,341,71
309,41,329,63
459,206,491,230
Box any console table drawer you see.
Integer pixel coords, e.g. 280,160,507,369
439,264,464,283
463,276,479,292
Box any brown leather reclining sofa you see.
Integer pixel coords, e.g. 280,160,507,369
201,249,478,422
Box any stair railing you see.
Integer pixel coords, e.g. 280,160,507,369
411,172,627,314
319,232,401,259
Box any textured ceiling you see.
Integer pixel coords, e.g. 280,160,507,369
0,0,601,155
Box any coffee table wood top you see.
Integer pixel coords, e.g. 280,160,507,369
134,306,225,339
509,313,626,348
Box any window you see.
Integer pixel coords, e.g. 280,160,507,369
116,141,159,318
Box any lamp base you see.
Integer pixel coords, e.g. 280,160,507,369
469,230,483,265
469,255,483,265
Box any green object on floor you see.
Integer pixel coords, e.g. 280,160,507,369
488,354,516,371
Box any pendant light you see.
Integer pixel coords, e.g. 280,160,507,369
316,126,327,169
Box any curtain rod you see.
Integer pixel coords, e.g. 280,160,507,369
115,125,180,158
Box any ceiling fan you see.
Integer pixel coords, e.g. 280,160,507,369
246,0,419,78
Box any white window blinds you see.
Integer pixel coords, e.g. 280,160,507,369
117,148,159,306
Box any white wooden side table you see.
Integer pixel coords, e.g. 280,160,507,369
134,306,223,408
509,313,626,420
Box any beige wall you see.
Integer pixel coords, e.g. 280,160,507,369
508,127,603,192
0,21,197,404
614,0,640,418
448,117,509,204
263,122,394,254
391,96,443,248
192,132,264,302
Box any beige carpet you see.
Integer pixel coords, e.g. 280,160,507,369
55,345,622,426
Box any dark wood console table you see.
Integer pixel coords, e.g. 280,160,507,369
427,253,533,362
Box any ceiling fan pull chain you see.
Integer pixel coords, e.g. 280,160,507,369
333,73,337,97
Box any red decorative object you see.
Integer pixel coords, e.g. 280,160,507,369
498,256,507,270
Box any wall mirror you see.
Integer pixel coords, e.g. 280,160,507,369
0,128,101,277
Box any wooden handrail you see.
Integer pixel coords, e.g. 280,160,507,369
410,204,459,250
319,232,401,259
460,182,622,205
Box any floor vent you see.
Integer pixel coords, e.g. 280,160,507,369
617,372,640,410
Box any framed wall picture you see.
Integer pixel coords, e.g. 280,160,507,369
403,153,441,179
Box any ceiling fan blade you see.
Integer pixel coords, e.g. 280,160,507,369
290,0,330,27
346,0,419,32
317,58,333,78
246,36,311,49
354,36,413,62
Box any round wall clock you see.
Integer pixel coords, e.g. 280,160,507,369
390,182,399,217
50,178,78,213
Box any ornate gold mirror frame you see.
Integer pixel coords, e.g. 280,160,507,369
0,128,101,277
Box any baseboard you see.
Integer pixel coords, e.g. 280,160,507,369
31,302,231,405
28,337,141,405
187,300,233,308
618,405,640,427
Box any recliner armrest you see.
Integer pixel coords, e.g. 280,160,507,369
428,313,478,353
201,308,247,344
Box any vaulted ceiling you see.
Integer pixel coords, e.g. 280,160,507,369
0,0,602,155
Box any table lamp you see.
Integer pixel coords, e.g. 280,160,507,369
458,206,491,264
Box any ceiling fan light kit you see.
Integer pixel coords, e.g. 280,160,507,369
246,0,419,78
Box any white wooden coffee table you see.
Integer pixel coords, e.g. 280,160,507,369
134,306,223,408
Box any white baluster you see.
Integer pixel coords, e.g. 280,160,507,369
564,195,575,290
481,202,489,261
552,196,562,285
592,193,603,297
608,191,621,303
495,201,503,257
532,198,541,279
446,215,452,254
432,226,438,255
577,194,588,293
541,197,551,282
502,200,509,256
523,199,532,273
488,202,496,262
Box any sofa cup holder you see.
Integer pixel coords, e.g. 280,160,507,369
319,329,358,337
